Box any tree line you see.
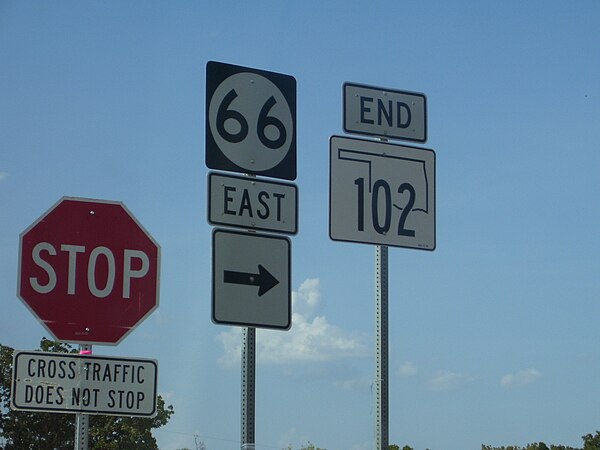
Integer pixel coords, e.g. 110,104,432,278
481,433,600,450
284,435,600,450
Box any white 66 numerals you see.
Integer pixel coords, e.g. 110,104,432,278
206,61,297,180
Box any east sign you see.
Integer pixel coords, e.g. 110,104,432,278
208,172,298,235
18,197,160,345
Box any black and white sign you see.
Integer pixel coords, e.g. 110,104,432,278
329,135,435,250
206,61,297,180
212,229,291,329
11,351,158,417
208,172,298,235
344,82,427,143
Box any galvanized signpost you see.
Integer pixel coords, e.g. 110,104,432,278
76,344,91,450
206,60,297,450
332,82,435,449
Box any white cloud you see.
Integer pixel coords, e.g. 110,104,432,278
334,377,371,391
500,368,541,388
397,361,418,377
216,278,369,367
216,327,242,367
292,277,320,316
427,370,473,391
0,171,8,182
349,443,373,450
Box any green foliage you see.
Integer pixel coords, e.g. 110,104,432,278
526,444,550,450
282,443,326,450
283,443,408,450
583,432,600,450
0,339,174,450
300,443,326,450
481,435,599,450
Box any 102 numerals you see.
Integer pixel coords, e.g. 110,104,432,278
354,177,416,237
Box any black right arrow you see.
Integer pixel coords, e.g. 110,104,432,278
223,264,279,297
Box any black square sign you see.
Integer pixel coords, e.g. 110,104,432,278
205,61,297,180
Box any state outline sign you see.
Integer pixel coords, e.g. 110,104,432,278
329,135,435,250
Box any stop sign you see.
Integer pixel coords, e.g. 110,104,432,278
18,197,160,345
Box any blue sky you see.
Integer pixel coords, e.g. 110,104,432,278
1,1,600,449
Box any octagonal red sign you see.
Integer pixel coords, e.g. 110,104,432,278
18,197,160,345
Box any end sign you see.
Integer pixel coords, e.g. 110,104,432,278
344,82,427,143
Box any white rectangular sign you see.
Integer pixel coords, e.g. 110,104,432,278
208,172,298,234
330,135,435,250
344,82,427,143
11,351,158,417
212,229,291,330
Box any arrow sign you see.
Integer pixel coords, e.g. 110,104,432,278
212,229,291,329
223,264,279,296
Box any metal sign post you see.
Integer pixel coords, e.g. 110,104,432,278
75,344,91,450
374,245,389,450
75,411,89,450
241,327,256,450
